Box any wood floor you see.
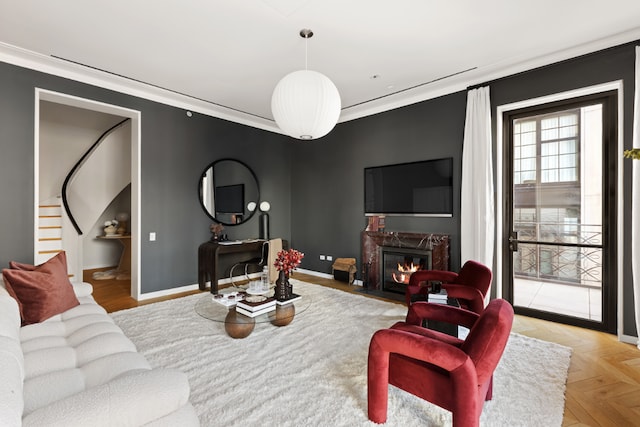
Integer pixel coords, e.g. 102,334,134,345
85,269,640,427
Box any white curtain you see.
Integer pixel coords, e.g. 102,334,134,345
460,86,494,268
631,46,640,349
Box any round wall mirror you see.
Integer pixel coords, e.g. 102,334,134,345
198,158,259,226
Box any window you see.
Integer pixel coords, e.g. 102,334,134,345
513,120,537,184
514,110,580,185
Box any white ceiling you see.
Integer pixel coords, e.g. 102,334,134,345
1,0,640,135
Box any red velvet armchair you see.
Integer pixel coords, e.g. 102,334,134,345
368,299,514,426
405,260,492,314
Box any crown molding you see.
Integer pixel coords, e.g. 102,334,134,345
2,27,640,131
0,42,283,135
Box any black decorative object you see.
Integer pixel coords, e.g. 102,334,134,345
259,212,270,240
275,271,290,301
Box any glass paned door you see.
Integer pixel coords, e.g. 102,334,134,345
506,93,616,331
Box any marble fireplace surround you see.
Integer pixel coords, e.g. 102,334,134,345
361,231,450,292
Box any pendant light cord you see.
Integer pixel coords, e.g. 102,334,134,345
300,28,313,70
305,34,308,70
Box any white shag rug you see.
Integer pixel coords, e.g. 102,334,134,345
111,279,571,427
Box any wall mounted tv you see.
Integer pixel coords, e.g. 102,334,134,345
364,157,453,217
215,183,245,214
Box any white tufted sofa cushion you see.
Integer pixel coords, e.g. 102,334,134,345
19,283,151,415
0,285,24,427
0,281,199,426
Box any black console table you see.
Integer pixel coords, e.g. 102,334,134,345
198,240,265,294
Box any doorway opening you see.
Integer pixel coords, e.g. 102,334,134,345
35,89,142,300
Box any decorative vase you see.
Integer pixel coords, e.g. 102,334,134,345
210,233,219,242
286,278,293,298
275,271,290,301
104,225,117,236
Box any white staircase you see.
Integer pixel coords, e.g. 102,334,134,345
37,201,76,280
37,203,62,263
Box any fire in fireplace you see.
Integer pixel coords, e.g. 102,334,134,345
382,249,432,294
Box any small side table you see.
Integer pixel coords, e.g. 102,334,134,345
97,235,131,280
409,294,461,337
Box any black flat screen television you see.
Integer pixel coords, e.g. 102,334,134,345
215,184,245,214
364,157,453,217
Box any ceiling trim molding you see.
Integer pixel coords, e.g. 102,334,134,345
2,26,640,133
0,42,283,135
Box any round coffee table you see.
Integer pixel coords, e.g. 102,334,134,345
194,292,310,339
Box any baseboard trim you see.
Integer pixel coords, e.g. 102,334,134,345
137,283,200,301
619,333,639,347
296,268,363,286
295,268,333,279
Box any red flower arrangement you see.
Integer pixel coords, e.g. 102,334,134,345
274,249,304,274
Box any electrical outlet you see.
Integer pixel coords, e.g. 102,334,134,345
319,255,326,260
327,255,333,261
149,232,156,241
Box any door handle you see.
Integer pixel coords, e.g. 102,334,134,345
509,232,518,252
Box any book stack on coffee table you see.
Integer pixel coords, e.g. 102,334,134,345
236,296,276,317
276,293,301,305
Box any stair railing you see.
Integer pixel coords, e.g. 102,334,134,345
61,118,130,235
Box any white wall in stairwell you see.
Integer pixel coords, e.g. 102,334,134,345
68,121,131,233
83,185,131,269
39,101,123,202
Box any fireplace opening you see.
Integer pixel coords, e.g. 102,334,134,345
382,248,432,294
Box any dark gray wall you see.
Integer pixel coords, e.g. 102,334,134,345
0,61,291,294
138,105,292,291
290,92,466,274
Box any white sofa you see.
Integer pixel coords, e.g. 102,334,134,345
0,281,199,426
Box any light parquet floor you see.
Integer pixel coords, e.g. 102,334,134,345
86,269,640,427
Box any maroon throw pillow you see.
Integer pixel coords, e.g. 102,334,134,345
2,251,79,325
9,260,37,271
6,255,54,318
5,259,40,319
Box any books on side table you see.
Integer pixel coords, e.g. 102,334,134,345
428,289,448,304
236,296,276,317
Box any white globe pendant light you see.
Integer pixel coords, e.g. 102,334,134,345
271,29,341,140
